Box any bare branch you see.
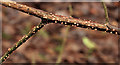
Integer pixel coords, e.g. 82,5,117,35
0,20,47,64
0,1,119,35
0,1,119,64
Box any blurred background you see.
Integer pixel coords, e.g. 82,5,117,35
1,2,119,63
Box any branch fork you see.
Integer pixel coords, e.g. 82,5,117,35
0,1,119,64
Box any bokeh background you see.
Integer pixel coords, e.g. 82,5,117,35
1,2,119,63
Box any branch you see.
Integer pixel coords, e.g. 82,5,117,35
0,19,47,64
102,1,110,24
102,1,120,31
0,1,119,35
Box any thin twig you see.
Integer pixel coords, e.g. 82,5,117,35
0,19,47,64
0,1,119,35
56,3,72,65
102,1,110,24
102,1,120,31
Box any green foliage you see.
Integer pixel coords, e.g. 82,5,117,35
82,36,96,57
82,36,96,49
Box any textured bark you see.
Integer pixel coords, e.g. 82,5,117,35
0,20,46,64
0,1,119,64
0,1,119,35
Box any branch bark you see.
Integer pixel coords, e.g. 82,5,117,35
0,1,119,35
0,20,47,64
0,1,119,64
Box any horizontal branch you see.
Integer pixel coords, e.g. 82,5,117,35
0,1,119,35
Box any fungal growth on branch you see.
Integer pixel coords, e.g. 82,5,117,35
0,19,47,63
0,1,119,35
0,0,119,64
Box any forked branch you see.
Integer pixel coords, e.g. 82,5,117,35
0,1,119,35
0,1,119,64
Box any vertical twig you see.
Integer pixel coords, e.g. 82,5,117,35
56,3,73,64
102,0,120,31
102,0,110,24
